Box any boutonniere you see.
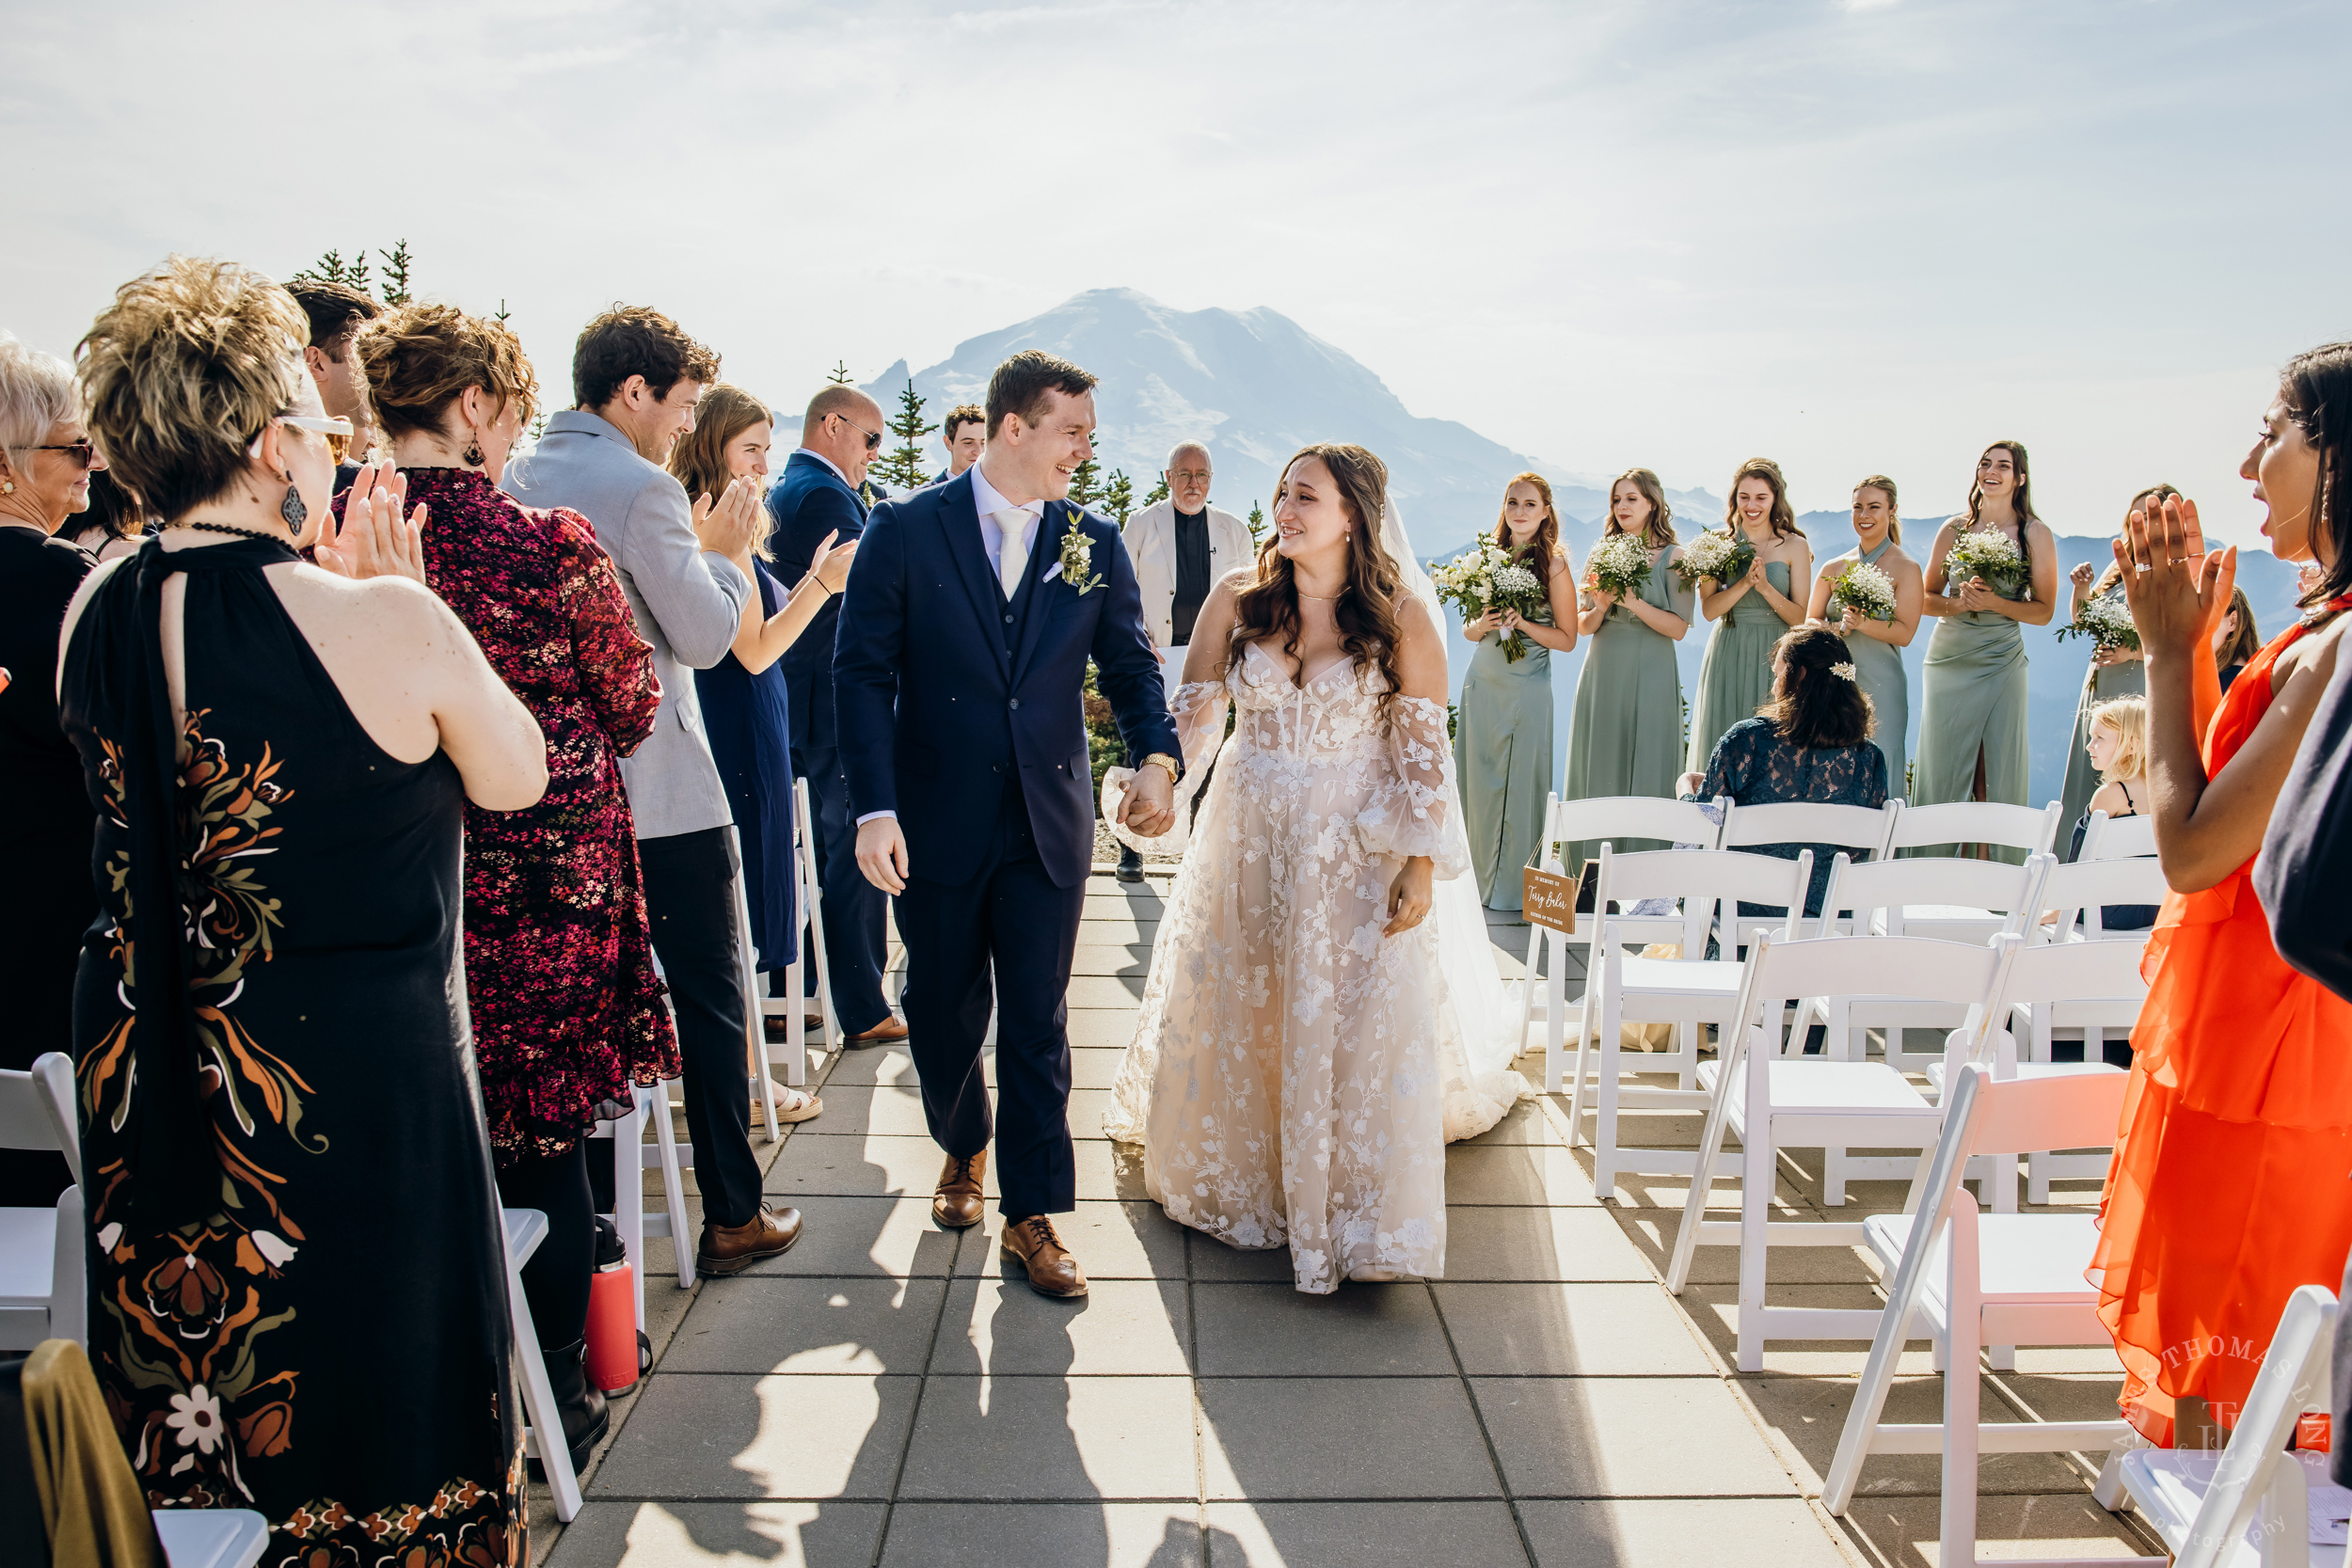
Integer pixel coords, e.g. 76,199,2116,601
1056,511,1103,596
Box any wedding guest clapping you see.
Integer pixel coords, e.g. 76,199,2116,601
356,300,683,1465
64,256,547,1561
1688,458,1811,772
0,330,101,1207
1806,475,1921,800
2093,340,2352,1449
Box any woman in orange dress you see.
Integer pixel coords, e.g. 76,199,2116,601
2094,341,2352,1447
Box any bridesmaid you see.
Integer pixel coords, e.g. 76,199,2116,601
1562,467,1692,873
1456,470,1578,908
1912,441,2058,858
1687,457,1811,773
2058,485,2170,827
1806,475,1921,799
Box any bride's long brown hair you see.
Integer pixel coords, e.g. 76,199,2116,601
1227,443,1409,721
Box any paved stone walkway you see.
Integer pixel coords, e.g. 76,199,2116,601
531,875,2159,1568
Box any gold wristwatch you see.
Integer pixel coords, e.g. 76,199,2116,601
1138,752,1183,784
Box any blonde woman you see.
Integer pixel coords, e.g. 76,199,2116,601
2063,695,2156,934
1806,475,1921,797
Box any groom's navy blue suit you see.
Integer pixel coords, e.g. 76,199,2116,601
834,469,1179,1218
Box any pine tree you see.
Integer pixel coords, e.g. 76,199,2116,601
493,299,511,325
874,378,937,493
1068,435,1103,510
1144,474,1169,508
376,241,414,306
291,247,372,294
1247,501,1267,546
826,360,855,385
1103,470,1136,526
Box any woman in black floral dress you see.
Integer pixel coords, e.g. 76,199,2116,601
63,259,548,1564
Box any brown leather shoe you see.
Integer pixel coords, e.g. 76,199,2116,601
695,1203,803,1275
932,1150,987,1231
846,1016,910,1046
1000,1214,1088,1299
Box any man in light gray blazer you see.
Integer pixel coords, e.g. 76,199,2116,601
502,305,803,1275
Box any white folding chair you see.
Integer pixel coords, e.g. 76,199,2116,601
1516,793,1729,1083
1567,846,1811,1200
502,1206,584,1521
1716,799,1899,951
1665,932,2014,1370
590,1080,697,1303
0,1053,84,1350
151,1507,271,1568
2080,808,2157,863
758,778,840,1090
2119,1285,2346,1568
2044,837,2170,945
1820,1063,2153,1568
1888,799,2063,862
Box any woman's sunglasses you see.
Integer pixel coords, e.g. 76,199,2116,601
32,439,103,469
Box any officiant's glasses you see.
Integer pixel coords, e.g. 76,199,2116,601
832,412,882,451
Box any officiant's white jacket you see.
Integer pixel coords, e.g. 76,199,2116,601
1121,499,1257,657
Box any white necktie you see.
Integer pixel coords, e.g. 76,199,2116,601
995,509,1031,599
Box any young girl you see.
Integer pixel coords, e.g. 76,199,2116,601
2067,695,2156,933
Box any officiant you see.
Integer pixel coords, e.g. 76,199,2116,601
1115,440,1253,880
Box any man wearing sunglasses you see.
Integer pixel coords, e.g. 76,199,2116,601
771,383,907,1045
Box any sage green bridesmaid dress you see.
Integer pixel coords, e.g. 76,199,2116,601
1456,619,1554,910
2059,586,2146,827
1562,551,1692,876
1838,537,1912,800
1911,571,2033,863
1687,559,1794,775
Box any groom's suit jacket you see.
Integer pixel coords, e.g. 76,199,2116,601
834,469,1181,890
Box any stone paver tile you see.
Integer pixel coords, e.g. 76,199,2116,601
1070,974,1149,1007
821,1043,915,1088
1747,1375,2088,1497
659,1277,946,1375
1518,1497,1849,1568
765,1134,978,1198
1433,1283,1717,1376
1199,1377,1502,1499
544,1500,885,1568
881,1504,1201,1567
1074,918,1163,948
1973,1371,2130,1427
590,1373,916,1500
1204,1501,1528,1566
737,1196,963,1279
954,1200,1187,1280
930,1276,1191,1375
1470,1376,1799,1497
1188,1232,1301,1284
1070,1048,1132,1089
1839,1491,2161,1568
898,1375,1198,1499
1070,1011,1147,1050
1610,1212,1879,1285
791,1084,930,1138
1444,1206,1656,1282
1074,1137,1152,1201
1679,1284,1937,1377
1067,1087,1118,1139
1192,1282,1454,1376
1458,1099,1568,1147
1444,1145,1601,1207
1071,943,1153,977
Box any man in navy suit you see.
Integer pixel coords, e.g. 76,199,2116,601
835,351,1180,1298
770,383,906,1043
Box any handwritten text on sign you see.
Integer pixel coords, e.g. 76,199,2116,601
1522,867,1578,935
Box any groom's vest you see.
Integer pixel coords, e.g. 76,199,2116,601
984,540,1047,807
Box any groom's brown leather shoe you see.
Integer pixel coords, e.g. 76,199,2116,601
1000,1214,1088,1298
932,1150,987,1230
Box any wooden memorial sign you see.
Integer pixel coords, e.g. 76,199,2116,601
1521,864,1578,935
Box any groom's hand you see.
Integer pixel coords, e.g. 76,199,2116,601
857,816,910,893
1119,767,1177,838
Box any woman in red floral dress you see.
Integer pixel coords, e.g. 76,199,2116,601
350,304,679,1471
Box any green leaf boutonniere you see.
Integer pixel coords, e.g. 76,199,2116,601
1057,512,1103,595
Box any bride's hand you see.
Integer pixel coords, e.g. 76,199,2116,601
1384,857,1434,937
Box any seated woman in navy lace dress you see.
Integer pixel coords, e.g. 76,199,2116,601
1677,624,1888,918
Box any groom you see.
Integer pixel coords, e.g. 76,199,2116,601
835,350,1181,1298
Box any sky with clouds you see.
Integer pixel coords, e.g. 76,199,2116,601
6,0,2343,543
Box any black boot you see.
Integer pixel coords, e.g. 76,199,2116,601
1115,843,1144,883
537,1339,610,1478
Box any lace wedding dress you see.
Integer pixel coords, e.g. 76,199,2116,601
1104,640,1520,1292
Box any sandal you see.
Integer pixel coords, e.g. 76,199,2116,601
749,1086,823,1127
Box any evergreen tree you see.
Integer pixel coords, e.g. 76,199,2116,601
874,378,937,492
376,240,414,306
1068,435,1103,510
1143,474,1169,508
1103,470,1136,526
1247,500,1267,546
493,299,511,325
826,360,855,385
292,247,372,294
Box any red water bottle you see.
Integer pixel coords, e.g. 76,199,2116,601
586,1216,640,1395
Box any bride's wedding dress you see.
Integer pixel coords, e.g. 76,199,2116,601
1104,632,1525,1292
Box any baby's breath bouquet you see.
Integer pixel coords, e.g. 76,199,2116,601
1583,532,1655,605
1826,560,1898,624
1944,528,2028,600
2057,593,2140,653
1673,529,1756,591
1486,561,1550,661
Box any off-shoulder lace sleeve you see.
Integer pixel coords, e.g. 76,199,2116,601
1359,694,1470,879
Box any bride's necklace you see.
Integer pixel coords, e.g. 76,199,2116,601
1297,589,1342,601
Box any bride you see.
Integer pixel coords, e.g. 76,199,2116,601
1105,442,1526,1293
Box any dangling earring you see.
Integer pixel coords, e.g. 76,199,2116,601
461,427,484,467
281,481,308,533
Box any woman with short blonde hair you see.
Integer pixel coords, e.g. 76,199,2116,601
60,257,545,1561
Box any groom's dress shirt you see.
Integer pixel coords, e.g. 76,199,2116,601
855,462,1042,826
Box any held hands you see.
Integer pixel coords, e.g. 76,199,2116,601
1119,763,1178,838
1383,856,1434,937
856,816,910,894
692,476,763,561
318,463,426,584
2115,492,2233,661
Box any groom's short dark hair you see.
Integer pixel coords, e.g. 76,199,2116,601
987,351,1096,439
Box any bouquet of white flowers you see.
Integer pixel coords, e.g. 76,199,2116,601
1583,532,1654,605
1826,560,1898,624
2057,593,2141,653
1673,530,1756,591
1944,528,2028,600
1487,562,1549,661
1432,543,1515,623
